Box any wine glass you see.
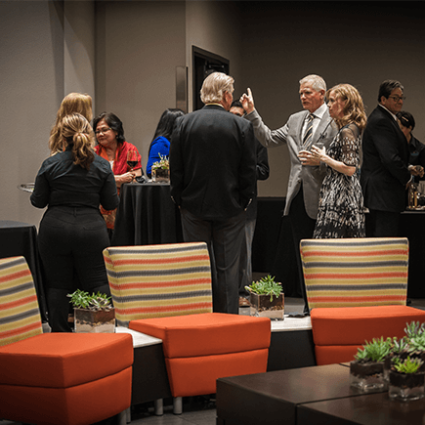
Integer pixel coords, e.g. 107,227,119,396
127,150,138,184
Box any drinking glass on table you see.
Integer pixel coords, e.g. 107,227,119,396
127,150,138,184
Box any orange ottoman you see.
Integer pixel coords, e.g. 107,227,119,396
130,313,271,400
311,306,425,365
0,333,133,425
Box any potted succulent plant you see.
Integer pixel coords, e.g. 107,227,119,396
404,321,425,338
389,356,425,401
384,337,409,381
245,275,284,320
350,337,391,391
406,334,425,370
151,154,170,183
68,289,115,333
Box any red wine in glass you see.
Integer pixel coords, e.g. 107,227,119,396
127,151,138,184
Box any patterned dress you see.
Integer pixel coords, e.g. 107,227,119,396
313,122,365,238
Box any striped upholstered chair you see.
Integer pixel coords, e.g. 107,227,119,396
102,242,214,326
103,242,271,414
299,238,420,366
300,237,409,309
0,256,43,346
0,256,134,425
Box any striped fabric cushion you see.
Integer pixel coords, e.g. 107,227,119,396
0,256,43,346
103,242,213,326
300,238,408,309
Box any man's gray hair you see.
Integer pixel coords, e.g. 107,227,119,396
299,74,327,92
200,72,234,104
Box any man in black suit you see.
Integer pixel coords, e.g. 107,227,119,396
170,72,257,314
361,80,411,236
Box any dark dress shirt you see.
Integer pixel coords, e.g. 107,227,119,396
31,146,119,211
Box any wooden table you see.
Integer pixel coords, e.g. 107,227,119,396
298,391,425,425
216,364,376,425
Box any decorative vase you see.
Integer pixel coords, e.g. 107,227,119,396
389,371,425,401
74,308,115,333
249,293,284,320
349,360,386,391
152,168,169,183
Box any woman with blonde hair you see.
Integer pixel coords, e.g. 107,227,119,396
31,113,118,332
49,93,93,154
310,83,367,238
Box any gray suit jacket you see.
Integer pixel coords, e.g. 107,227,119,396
246,107,336,219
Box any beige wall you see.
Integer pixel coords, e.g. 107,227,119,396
0,1,64,226
185,1,243,110
0,0,96,227
64,1,96,107
95,1,186,166
1,1,424,227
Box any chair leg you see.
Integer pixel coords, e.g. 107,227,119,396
154,399,163,416
173,397,183,415
117,407,131,424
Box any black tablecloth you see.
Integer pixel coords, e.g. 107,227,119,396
400,210,425,298
112,192,425,299
112,183,183,246
253,203,425,299
0,220,48,321
252,197,300,297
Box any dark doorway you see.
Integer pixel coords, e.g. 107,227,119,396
192,46,229,111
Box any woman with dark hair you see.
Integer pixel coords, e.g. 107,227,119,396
31,113,119,332
146,108,184,177
310,83,367,238
397,111,425,180
93,112,142,231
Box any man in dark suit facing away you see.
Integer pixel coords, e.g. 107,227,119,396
361,80,411,236
170,72,257,314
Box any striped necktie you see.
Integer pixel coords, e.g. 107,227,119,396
303,113,315,147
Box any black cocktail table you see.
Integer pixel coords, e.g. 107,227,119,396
216,364,377,425
298,391,425,425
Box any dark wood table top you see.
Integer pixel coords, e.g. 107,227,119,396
298,391,425,425
216,364,383,425
219,364,370,404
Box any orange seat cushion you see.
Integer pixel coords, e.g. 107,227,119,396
168,349,269,397
129,313,271,358
0,333,133,388
0,367,133,425
311,306,425,346
314,345,361,365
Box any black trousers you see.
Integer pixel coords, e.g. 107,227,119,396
366,209,400,237
288,186,316,313
38,207,111,332
180,208,246,315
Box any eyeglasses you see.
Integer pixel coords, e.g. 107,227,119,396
388,96,406,102
95,127,112,135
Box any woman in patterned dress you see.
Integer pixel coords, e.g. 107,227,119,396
310,84,367,238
